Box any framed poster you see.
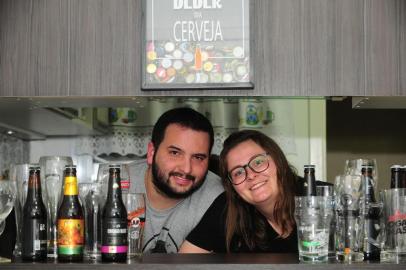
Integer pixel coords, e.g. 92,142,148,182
142,0,253,90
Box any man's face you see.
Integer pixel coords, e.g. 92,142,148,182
147,124,210,199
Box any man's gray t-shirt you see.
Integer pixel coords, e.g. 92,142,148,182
127,160,224,253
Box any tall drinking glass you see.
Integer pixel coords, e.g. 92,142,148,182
334,174,365,262
9,163,33,257
380,188,406,263
97,163,131,207
123,193,146,261
79,182,102,260
39,156,73,259
316,185,336,257
344,159,378,189
0,180,16,263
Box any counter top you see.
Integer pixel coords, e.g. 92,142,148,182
2,254,405,270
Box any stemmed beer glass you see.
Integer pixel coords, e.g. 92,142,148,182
9,164,32,257
0,180,16,263
39,156,73,259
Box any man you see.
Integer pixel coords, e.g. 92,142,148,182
127,107,224,253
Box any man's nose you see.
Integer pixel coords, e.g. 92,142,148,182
178,157,192,174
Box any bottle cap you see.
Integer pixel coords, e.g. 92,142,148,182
108,164,121,169
304,165,315,169
391,165,402,170
64,165,76,169
29,166,41,171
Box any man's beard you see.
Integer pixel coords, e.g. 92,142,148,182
151,158,207,199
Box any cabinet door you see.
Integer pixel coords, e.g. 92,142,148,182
334,0,365,96
0,0,69,96
254,0,364,96
365,0,400,95
400,0,406,95
69,0,141,96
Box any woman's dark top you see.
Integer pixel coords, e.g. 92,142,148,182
186,192,298,253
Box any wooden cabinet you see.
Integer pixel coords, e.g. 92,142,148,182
400,0,406,95
333,0,365,96
364,0,400,96
69,0,141,96
0,0,69,96
0,0,403,96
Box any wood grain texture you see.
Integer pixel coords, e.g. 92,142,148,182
334,0,365,96
0,0,33,96
364,0,400,95
1,0,403,97
0,0,69,96
69,0,140,96
400,0,406,95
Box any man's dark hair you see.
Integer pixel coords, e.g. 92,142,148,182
151,107,214,152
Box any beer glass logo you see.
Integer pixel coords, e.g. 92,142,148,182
341,194,353,207
388,210,406,234
129,218,141,240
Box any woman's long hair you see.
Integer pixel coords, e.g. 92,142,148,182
219,130,297,252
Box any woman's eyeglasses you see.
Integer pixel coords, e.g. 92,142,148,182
227,153,270,185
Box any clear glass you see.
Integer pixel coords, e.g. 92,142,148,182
315,185,336,257
380,188,406,263
334,174,365,262
344,158,378,186
122,193,146,261
97,163,131,208
79,182,102,260
9,163,33,257
294,196,334,263
0,180,16,263
39,156,73,259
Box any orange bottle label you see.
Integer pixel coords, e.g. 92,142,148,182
57,219,84,255
64,176,78,195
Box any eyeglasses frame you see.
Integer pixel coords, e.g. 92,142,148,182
227,153,270,185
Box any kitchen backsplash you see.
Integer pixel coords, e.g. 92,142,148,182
0,134,29,177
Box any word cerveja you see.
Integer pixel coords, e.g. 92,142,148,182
173,20,223,42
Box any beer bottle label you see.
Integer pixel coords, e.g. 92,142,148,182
101,219,128,254
64,176,78,195
57,219,84,255
22,219,47,255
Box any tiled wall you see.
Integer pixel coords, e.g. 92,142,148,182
0,134,28,177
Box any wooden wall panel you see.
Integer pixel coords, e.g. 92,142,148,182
364,0,399,95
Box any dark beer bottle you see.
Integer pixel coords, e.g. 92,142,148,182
22,166,47,261
361,164,380,261
57,165,84,262
303,165,316,196
101,165,128,262
401,166,406,188
390,165,403,189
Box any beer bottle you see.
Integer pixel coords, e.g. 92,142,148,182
101,165,128,262
303,165,316,196
57,165,84,262
401,166,406,188
361,164,380,261
390,165,403,189
22,166,47,261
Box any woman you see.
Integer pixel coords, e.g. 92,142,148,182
179,130,299,253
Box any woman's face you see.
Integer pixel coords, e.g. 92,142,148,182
226,140,279,206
